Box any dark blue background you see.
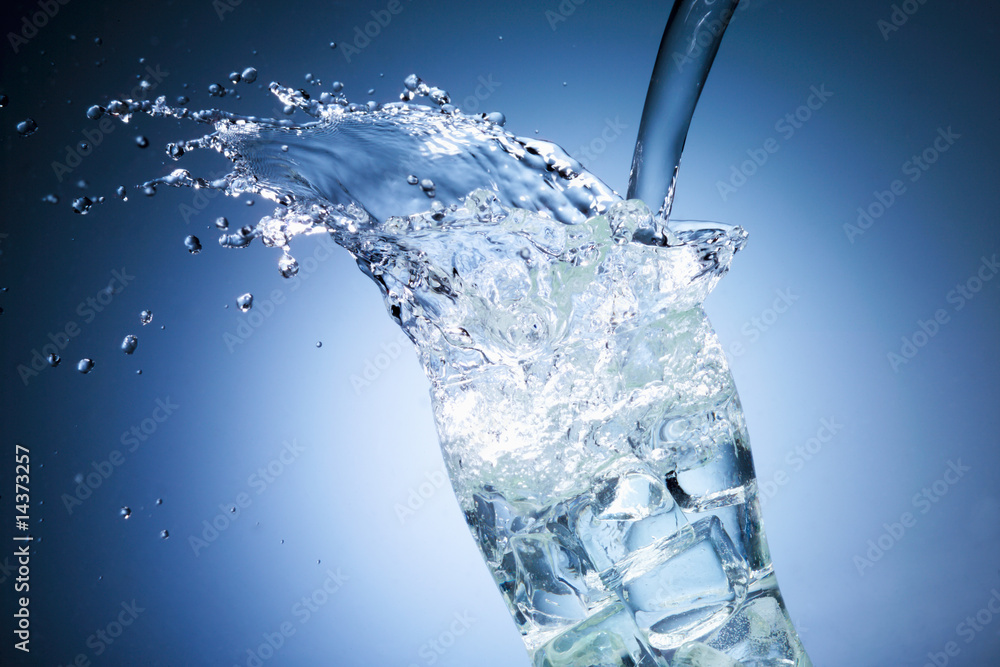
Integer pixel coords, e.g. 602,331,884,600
1,1,998,665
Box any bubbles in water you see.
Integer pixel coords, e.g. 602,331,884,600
215,216,229,230
16,118,37,136
160,529,169,539
140,309,153,325
208,83,227,97
241,67,258,84
86,105,105,120
236,293,253,312
120,506,131,520
121,334,138,354
47,353,61,367
184,235,202,254
72,197,93,214
135,135,149,148
77,358,95,374
229,71,242,84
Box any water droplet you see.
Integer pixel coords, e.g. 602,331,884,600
329,41,337,49
116,185,127,200
76,179,89,189
156,498,162,505
77,358,95,374
184,235,202,254
135,135,149,148
420,178,436,197
215,216,229,229
136,369,142,375
316,341,322,348
241,67,258,84
230,506,237,513
406,174,418,185
47,353,60,367
280,144,288,152
160,529,169,539
143,184,156,196
168,144,184,158
86,105,105,120
0,94,8,107
121,334,138,355
367,88,375,96
42,193,59,204
120,506,131,519
16,118,37,136
140,309,153,325
485,111,505,126
208,83,227,97
236,293,253,312
94,37,102,45
176,95,189,105
72,197,93,214
331,81,343,93
229,71,242,84
278,254,299,278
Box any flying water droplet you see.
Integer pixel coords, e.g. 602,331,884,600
184,235,202,254
116,185,127,200
42,193,59,204
156,498,163,505
86,105,105,120
160,529,169,539
208,83,227,97
236,293,253,312
229,71,242,84
278,254,299,278
121,334,138,354
77,358,95,374
406,174,418,185
120,506,131,519
72,197,93,214
241,67,258,84
0,94,8,107
135,135,149,148
140,309,153,325
16,118,37,136
47,353,61,367
316,341,322,348
215,216,229,229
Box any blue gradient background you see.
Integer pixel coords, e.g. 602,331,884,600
1,1,998,665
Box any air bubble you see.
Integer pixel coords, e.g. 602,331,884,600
236,293,253,312
121,334,138,354
77,358,95,374
184,235,202,254
140,309,153,325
